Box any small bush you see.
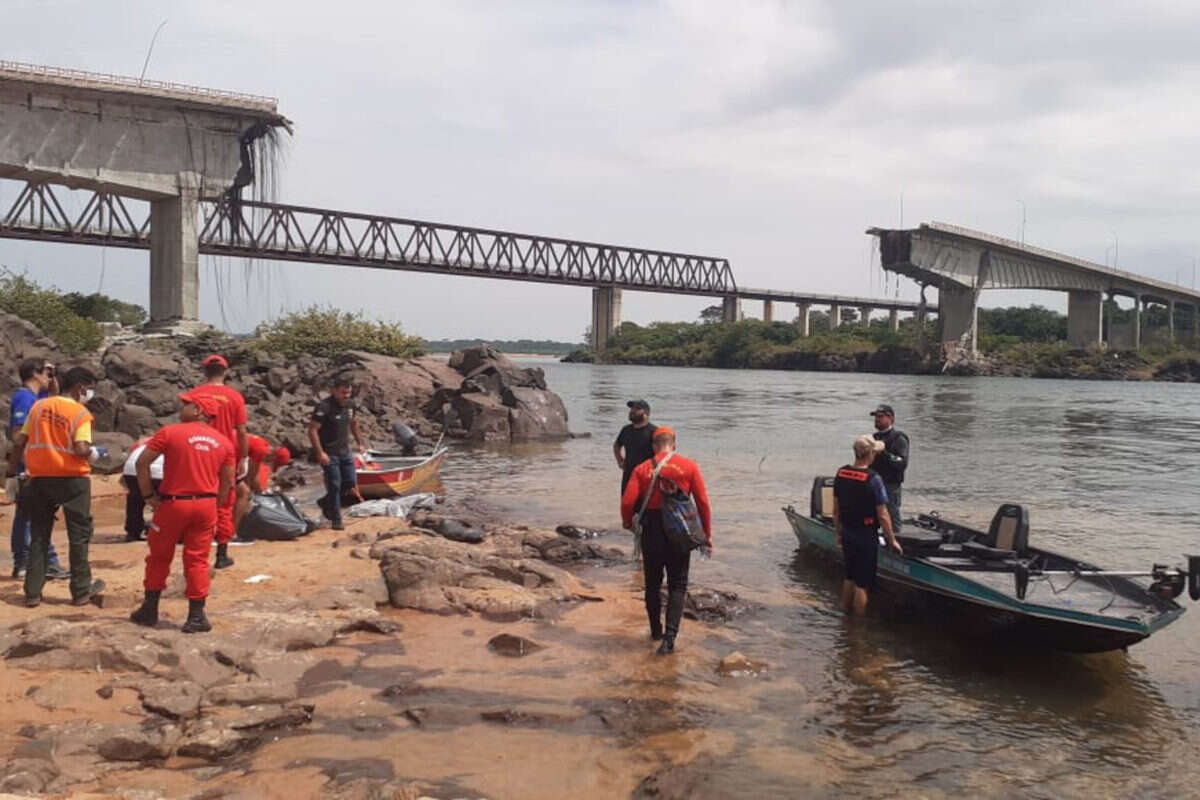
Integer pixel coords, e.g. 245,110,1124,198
61,291,147,327
0,273,102,354
254,306,425,359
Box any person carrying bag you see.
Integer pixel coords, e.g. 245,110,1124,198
620,427,713,656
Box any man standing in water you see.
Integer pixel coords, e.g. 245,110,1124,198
621,427,712,656
833,435,903,615
613,399,657,493
870,404,909,533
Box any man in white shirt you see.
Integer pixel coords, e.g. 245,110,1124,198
122,440,163,542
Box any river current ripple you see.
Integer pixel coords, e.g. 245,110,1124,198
438,361,1200,796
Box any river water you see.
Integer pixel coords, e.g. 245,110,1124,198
439,361,1200,797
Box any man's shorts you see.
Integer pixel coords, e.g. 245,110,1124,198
841,527,879,590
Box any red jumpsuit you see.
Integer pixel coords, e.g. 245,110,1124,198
187,383,247,544
142,423,234,599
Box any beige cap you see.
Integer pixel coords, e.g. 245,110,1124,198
853,434,885,458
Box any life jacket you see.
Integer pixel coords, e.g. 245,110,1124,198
834,465,880,530
25,396,92,477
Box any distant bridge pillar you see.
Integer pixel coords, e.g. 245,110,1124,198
722,296,742,323
148,174,201,328
1169,300,1176,345
1134,295,1142,349
763,299,774,323
1067,290,1103,349
591,287,622,352
796,303,811,336
829,304,842,329
888,309,899,332
858,306,872,329
939,285,977,355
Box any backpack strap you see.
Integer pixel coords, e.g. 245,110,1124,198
634,453,674,527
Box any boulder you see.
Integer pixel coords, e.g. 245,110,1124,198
448,393,510,442
487,633,543,657
115,404,160,438
124,378,182,416
85,380,122,430
102,342,182,387
92,431,134,474
176,720,260,761
93,721,181,761
138,679,203,719
504,386,569,439
206,680,299,707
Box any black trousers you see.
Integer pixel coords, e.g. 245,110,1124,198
641,510,692,638
123,475,161,539
23,476,93,600
885,484,902,534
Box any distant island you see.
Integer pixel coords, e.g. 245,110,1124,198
421,337,580,356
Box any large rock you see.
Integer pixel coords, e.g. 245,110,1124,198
449,393,511,442
115,403,160,438
102,342,183,387
504,386,569,439
93,721,181,761
123,378,181,416
92,431,135,474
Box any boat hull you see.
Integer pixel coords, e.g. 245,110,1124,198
354,449,447,500
784,506,1180,653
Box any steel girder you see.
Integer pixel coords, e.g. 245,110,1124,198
0,179,737,295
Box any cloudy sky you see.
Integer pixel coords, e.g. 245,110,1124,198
5,0,1200,339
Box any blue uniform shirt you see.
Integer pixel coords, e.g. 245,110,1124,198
10,386,48,472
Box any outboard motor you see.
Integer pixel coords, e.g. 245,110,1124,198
1189,555,1200,601
1014,561,1030,601
391,422,419,456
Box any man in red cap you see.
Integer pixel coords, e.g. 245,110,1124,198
233,434,291,529
620,426,713,656
188,354,247,569
129,391,234,633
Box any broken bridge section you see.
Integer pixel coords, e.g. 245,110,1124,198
869,222,1200,353
0,60,289,328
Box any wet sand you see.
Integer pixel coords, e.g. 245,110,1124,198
0,477,784,799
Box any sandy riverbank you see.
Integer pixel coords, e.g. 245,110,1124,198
0,477,792,800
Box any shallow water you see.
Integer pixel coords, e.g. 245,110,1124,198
434,362,1200,796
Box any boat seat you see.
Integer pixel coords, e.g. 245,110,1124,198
810,476,836,522
965,504,1029,560
896,529,943,555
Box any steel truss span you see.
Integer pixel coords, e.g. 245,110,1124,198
0,180,737,296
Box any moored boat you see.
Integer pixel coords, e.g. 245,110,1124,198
352,447,448,500
785,477,1199,653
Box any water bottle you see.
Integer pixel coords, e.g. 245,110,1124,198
88,446,108,464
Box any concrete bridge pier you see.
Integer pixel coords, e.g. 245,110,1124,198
591,287,622,352
147,174,202,328
829,304,842,329
1066,290,1103,348
1134,295,1142,349
1169,300,1176,345
796,303,811,336
888,309,899,332
939,285,978,355
763,299,774,322
858,306,872,329
722,296,742,323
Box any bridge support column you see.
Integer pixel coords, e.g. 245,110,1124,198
591,287,622,352
796,303,810,336
763,300,774,323
722,296,742,323
888,309,899,332
858,306,872,329
148,176,201,329
1134,295,1142,349
939,285,977,355
1169,300,1176,345
829,304,842,329
1067,290,1103,349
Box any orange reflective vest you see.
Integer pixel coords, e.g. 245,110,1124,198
25,396,92,477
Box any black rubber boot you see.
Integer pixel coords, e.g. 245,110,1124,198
181,599,212,634
648,610,664,641
214,543,234,569
129,590,161,627
656,635,675,656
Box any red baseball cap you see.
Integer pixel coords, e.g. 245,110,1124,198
273,446,291,468
652,426,676,440
203,354,229,368
179,391,220,419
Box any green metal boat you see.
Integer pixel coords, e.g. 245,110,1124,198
785,478,1198,653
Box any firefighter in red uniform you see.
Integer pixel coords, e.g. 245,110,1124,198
188,354,247,570
129,391,235,633
233,434,291,531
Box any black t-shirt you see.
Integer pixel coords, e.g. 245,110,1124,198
616,423,657,489
313,396,355,456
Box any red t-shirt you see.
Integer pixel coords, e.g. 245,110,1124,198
146,422,235,496
247,434,274,488
620,451,713,536
188,383,247,451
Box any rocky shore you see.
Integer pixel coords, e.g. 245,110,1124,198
0,476,762,799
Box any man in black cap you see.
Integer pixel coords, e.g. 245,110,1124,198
613,400,657,493
870,404,909,533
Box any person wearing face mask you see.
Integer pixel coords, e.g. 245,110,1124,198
8,358,67,579
613,399,657,494
5,367,105,607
